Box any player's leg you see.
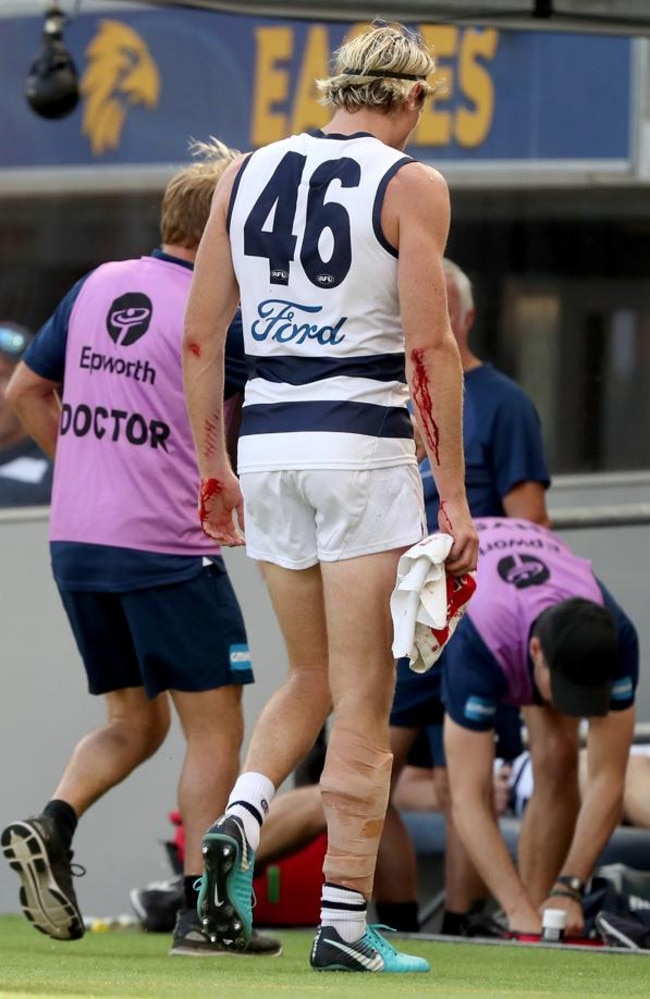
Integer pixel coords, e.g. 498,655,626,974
312,546,428,972
197,562,330,949
125,561,279,956
197,475,331,949
242,561,332,784
2,590,170,942
53,688,170,813
54,589,172,811
310,465,429,972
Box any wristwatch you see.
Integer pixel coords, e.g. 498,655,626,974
556,875,585,897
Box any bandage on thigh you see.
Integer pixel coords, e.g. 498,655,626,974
320,727,393,898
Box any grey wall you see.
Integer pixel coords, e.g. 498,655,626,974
0,511,289,919
548,472,650,734
1,477,648,917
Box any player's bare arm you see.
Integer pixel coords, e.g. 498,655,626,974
387,162,478,574
183,156,247,545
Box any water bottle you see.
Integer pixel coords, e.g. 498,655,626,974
542,908,566,943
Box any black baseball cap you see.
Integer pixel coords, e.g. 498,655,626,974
0,321,33,364
535,597,618,718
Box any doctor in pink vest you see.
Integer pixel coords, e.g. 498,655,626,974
2,140,279,959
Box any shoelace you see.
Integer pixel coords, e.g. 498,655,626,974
66,850,86,879
365,924,398,947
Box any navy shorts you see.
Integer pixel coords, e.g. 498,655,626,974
59,560,255,698
391,654,523,767
390,656,446,765
390,655,445,730
406,726,445,768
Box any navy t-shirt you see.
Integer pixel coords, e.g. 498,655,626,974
421,363,550,526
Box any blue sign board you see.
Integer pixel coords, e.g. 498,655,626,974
0,9,634,171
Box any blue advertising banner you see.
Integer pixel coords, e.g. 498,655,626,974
0,9,634,170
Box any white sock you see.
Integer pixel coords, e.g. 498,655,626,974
320,882,367,943
226,772,275,851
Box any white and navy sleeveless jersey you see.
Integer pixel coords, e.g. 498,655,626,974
227,130,417,472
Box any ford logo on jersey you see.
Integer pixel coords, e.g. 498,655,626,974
251,299,347,346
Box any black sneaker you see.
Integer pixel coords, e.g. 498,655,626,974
170,908,282,957
596,910,650,950
129,874,183,933
1,815,85,941
197,814,255,951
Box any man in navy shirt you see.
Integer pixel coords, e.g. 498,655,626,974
375,259,552,935
443,518,638,938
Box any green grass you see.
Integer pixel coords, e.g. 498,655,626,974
1,916,649,999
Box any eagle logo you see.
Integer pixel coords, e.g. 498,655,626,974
80,20,160,156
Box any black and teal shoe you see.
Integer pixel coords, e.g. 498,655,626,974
310,923,430,973
197,814,255,952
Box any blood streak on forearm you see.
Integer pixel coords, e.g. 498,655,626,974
439,499,453,532
203,415,220,459
187,342,201,357
411,348,440,465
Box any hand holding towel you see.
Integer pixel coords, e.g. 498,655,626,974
390,533,477,673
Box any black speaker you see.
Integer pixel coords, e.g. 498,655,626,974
25,5,79,120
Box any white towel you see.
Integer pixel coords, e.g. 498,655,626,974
390,533,477,673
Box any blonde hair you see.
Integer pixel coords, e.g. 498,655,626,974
316,21,439,113
443,258,475,318
160,137,240,249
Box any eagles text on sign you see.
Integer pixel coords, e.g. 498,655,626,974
0,10,634,171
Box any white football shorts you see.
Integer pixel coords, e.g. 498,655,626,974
240,464,426,569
